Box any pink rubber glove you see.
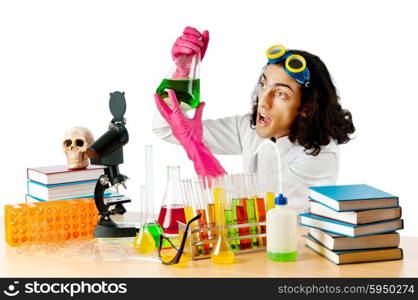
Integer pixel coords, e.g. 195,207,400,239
172,26,210,61
171,27,209,79
154,89,226,177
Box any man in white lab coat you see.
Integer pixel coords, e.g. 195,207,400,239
153,27,355,212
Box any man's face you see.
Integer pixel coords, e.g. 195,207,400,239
255,64,302,139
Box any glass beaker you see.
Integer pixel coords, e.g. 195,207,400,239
156,52,201,110
157,166,186,235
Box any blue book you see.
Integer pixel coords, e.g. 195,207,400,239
25,191,116,202
308,184,399,211
300,213,403,238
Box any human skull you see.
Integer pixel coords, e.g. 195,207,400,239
63,127,94,169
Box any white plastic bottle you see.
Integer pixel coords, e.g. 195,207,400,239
266,194,298,261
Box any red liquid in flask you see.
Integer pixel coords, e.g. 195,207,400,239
157,205,186,234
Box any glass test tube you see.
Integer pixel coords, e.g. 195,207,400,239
251,173,266,246
235,174,251,250
261,172,277,211
223,175,239,251
230,174,240,248
181,178,201,256
244,174,258,248
213,175,226,227
201,175,216,229
192,179,211,255
248,174,262,247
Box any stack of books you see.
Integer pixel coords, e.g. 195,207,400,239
26,165,106,202
300,184,404,265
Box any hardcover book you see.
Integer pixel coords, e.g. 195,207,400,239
300,213,403,238
308,184,398,211
309,200,401,224
304,234,403,265
27,165,104,185
308,227,400,250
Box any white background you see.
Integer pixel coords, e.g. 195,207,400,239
1,0,417,236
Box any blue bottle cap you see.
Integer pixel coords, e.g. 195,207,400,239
275,194,287,205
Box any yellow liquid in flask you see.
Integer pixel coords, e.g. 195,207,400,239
133,231,155,254
211,250,235,264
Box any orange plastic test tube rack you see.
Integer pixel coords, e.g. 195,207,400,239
4,198,99,247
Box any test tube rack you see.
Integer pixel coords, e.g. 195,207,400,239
178,221,267,260
4,198,99,247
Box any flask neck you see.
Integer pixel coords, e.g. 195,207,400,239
162,165,183,207
167,165,180,182
172,52,201,80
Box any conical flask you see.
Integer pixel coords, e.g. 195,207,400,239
157,165,186,235
211,184,235,264
156,52,201,110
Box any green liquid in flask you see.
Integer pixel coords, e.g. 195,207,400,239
156,78,200,109
144,223,163,248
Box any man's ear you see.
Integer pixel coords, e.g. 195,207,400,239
300,104,308,117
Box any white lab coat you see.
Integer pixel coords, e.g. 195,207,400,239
152,113,339,213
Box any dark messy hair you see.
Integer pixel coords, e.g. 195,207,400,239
250,49,355,156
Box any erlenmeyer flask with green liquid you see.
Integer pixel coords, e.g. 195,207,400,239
156,52,201,110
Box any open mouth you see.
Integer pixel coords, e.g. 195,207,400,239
257,112,272,128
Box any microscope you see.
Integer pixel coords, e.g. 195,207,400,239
87,91,137,238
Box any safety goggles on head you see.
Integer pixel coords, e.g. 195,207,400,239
266,44,311,87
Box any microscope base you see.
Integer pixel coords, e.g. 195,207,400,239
93,218,137,238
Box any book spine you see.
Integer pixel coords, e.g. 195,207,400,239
28,179,97,188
